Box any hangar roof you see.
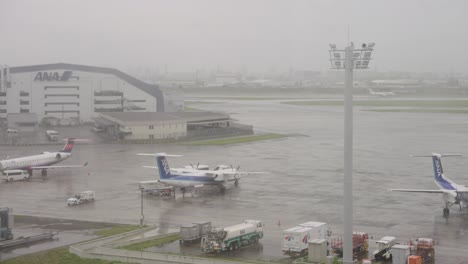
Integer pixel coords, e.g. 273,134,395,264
99,112,230,126
9,63,164,111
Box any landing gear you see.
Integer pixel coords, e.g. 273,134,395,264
234,179,239,187
181,188,186,198
41,169,47,177
443,208,449,217
443,203,450,217
28,169,33,177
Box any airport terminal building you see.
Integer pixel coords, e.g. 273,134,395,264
0,63,166,122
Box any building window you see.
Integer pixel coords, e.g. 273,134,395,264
20,91,29,96
0,101,6,105
20,100,29,105
0,109,6,113
149,125,154,130
20,108,30,113
149,135,154,139
0,92,6,97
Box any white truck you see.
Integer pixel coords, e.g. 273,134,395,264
2,170,30,182
201,220,263,253
372,236,396,261
67,191,95,206
283,222,328,258
45,130,59,141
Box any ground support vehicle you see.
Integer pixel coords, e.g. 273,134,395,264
2,170,30,182
298,221,330,238
410,238,435,263
0,207,13,241
201,220,263,253
180,222,211,244
330,232,368,259
45,130,59,141
372,236,396,261
283,223,329,258
67,191,95,206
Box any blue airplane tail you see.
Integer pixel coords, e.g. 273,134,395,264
431,154,455,190
156,155,172,179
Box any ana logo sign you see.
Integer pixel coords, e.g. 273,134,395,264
34,71,78,81
434,158,442,177
162,158,170,175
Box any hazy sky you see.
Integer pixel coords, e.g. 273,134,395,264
1,0,467,73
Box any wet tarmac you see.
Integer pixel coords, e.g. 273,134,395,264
1,97,468,263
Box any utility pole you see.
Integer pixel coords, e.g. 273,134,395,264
329,42,375,264
139,186,144,226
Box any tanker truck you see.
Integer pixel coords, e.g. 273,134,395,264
201,220,263,253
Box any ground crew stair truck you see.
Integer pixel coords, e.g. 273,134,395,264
201,220,263,253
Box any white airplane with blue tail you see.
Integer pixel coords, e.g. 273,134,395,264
390,153,468,217
137,153,265,197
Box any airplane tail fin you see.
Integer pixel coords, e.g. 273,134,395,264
61,138,76,153
156,155,172,179
137,153,182,180
412,153,461,190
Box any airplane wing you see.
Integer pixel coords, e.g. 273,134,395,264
31,162,88,170
203,170,266,175
389,189,446,193
142,166,158,169
140,180,160,184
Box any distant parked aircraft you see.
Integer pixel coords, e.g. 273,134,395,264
368,88,395,97
0,138,88,177
137,153,265,197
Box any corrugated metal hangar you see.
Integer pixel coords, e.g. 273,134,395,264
0,63,166,122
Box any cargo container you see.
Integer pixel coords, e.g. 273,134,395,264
392,244,410,264
330,232,368,258
298,221,329,238
201,220,263,253
180,224,201,243
282,226,316,257
413,238,434,263
408,255,422,264
193,221,211,237
180,222,211,244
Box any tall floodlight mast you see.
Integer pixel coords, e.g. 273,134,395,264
328,42,375,264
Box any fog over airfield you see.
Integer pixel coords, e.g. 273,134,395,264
0,0,467,73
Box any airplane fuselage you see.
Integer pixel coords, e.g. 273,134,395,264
0,152,71,171
159,174,221,188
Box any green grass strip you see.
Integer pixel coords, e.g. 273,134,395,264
186,133,287,146
120,234,180,251
282,100,468,108
94,225,144,237
0,247,128,264
364,109,468,114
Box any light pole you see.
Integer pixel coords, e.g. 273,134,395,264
139,186,145,226
328,42,375,264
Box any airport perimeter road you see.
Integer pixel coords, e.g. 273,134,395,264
1,98,468,262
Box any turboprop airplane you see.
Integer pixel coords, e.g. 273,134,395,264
137,153,264,197
0,138,88,177
368,88,395,97
390,153,468,217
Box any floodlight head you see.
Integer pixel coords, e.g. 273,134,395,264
362,43,367,48
329,44,336,49
368,42,375,48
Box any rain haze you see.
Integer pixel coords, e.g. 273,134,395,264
1,1,468,264
0,0,467,72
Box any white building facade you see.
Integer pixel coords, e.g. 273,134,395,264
0,63,165,122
